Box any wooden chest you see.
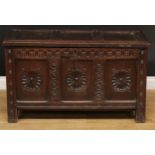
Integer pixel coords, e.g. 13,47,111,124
3,29,150,123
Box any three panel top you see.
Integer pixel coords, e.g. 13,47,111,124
3,29,150,48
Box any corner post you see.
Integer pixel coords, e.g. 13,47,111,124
135,49,147,123
5,48,18,123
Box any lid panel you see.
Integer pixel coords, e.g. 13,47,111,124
3,29,150,47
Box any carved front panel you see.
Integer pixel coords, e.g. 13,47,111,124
15,60,48,101
104,60,137,100
14,47,139,105
61,58,94,101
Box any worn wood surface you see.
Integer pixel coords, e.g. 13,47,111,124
3,30,150,123
0,90,155,130
3,29,150,47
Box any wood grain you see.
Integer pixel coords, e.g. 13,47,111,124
3,30,150,123
0,90,155,130
3,29,150,47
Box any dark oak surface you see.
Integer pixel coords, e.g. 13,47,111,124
3,29,150,47
3,29,150,123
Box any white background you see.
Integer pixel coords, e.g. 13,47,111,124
0,0,155,155
0,131,155,155
0,0,155,25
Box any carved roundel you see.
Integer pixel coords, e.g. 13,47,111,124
21,71,42,91
112,70,131,92
66,70,87,89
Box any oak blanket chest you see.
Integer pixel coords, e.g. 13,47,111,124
3,29,150,123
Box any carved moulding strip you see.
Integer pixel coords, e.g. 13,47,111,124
14,48,75,59
49,60,58,100
94,63,104,102
6,49,17,122
135,49,146,122
112,69,132,93
14,48,47,58
76,48,139,59
13,48,139,59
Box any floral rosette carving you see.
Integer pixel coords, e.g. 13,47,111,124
66,70,87,90
112,69,131,92
21,71,42,91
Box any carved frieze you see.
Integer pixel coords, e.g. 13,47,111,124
14,48,140,59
